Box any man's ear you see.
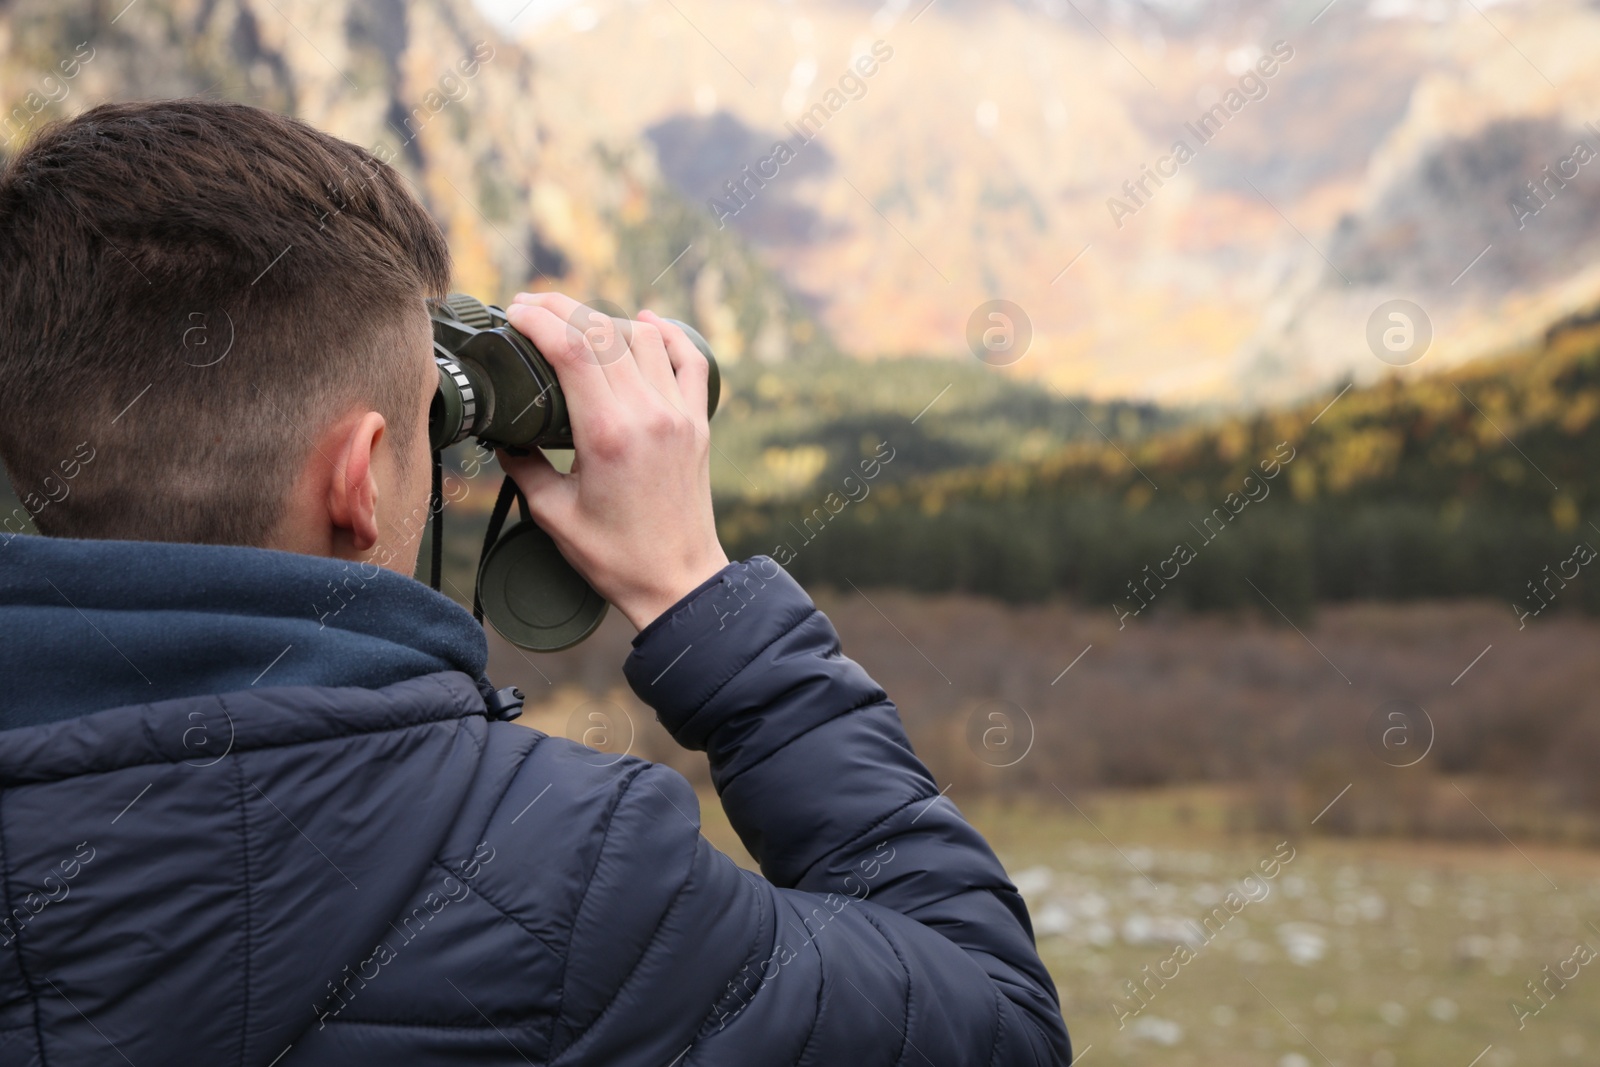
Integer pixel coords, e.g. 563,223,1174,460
325,411,387,553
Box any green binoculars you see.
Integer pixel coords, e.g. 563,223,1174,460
425,294,720,653
428,293,720,451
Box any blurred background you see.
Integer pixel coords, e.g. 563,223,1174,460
5,0,1600,1062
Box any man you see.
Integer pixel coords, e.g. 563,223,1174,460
0,99,1070,1065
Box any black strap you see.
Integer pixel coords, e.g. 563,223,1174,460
429,450,444,592
474,474,526,623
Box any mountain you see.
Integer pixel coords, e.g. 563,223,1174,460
0,0,832,366
500,0,1600,403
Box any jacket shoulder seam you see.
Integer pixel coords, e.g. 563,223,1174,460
430,858,563,960
552,760,651,1039
690,867,776,1040
557,778,703,1059
781,894,829,1067
419,720,545,951
986,987,1009,1067
473,723,542,842
232,742,254,1067
0,790,48,1067
553,764,681,1049
857,906,913,1067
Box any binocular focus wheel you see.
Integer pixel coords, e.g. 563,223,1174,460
443,293,495,330
432,354,477,448
477,519,609,652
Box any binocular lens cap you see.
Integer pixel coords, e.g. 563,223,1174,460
477,521,609,652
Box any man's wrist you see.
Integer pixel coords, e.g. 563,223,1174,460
622,556,819,745
618,551,731,632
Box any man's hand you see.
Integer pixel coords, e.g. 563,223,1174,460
494,292,730,632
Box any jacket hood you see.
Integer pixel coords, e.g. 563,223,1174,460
0,533,489,729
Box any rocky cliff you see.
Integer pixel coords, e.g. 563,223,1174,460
0,0,832,366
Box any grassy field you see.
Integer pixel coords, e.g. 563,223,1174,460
695,791,1600,1067
502,580,1600,1064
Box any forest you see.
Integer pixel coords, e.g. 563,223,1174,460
715,310,1600,625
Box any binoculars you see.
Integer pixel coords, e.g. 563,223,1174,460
427,294,720,652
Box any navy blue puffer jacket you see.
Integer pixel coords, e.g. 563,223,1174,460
0,534,1070,1065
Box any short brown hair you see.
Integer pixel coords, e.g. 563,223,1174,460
0,98,451,544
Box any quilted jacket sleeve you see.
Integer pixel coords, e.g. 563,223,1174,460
591,556,1071,1066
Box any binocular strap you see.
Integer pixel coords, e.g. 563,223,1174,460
430,452,444,593
471,473,530,624
426,454,529,624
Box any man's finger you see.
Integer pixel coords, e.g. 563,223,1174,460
513,292,645,397
624,318,687,418
639,310,709,424
569,304,634,371
503,302,616,425
509,290,582,321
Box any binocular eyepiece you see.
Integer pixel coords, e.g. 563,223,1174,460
426,294,721,653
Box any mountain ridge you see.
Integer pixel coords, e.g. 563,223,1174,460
0,0,835,367
509,0,1600,404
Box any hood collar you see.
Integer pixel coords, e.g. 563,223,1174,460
0,533,489,729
